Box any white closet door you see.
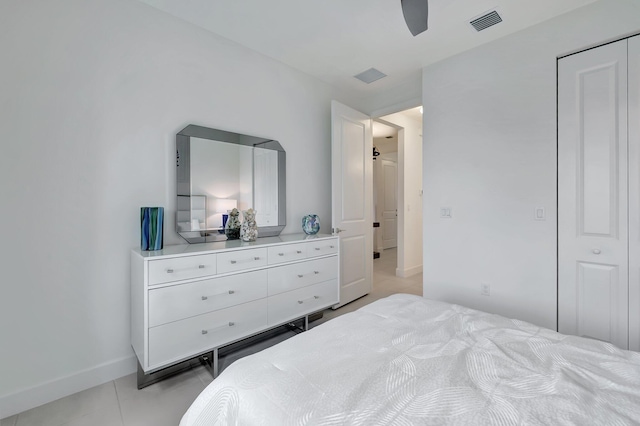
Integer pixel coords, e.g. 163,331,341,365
629,35,640,351
558,40,629,349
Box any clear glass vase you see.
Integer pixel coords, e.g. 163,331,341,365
240,208,258,242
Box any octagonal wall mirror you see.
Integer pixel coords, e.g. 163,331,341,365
176,124,286,244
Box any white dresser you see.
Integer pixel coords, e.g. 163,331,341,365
131,234,339,381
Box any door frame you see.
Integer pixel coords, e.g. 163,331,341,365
373,112,422,278
373,118,402,269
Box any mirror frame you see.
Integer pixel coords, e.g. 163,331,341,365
176,124,286,244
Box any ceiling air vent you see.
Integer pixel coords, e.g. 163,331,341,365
354,68,387,84
470,10,502,32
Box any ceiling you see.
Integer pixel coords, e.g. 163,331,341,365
373,121,398,139
137,0,597,98
371,106,422,155
372,106,422,137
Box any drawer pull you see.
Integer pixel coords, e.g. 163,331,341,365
298,295,320,304
279,251,302,257
315,245,335,251
297,271,320,278
201,290,235,301
198,265,205,269
229,257,261,265
201,322,235,335
166,269,174,274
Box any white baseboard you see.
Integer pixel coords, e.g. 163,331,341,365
0,355,137,418
395,264,423,278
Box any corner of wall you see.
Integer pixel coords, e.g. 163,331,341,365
396,264,423,278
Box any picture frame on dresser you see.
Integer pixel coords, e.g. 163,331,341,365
130,234,340,388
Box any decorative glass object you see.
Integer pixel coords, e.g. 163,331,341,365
219,213,229,234
141,207,164,250
302,214,320,235
241,208,258,242
225,208,241,240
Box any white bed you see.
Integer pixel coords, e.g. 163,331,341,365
180,294,640,425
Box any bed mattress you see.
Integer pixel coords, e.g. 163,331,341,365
181,294,640,425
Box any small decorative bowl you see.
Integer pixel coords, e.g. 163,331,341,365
302,214,320,235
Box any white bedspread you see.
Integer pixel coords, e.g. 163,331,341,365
180,294,640,425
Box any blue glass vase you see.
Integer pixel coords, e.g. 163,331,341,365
141,207,164,250
219,214,229,234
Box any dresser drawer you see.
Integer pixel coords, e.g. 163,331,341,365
217,248,268,274
267,243,307,265
267,256,338,296
267,280,338,326
148,298,268,368
307,239,338,257
148,270,268,327
148,254,217,286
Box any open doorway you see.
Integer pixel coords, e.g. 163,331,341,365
372,106,423,280
372,122,398,254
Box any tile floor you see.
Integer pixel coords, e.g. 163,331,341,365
1,248,422,426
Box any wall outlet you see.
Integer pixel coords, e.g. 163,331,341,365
480,283,491,296
440,207,452,218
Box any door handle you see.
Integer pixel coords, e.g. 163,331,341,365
332,227,345,234
592,249,601,255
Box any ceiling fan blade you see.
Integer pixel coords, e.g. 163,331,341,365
401,0,429,36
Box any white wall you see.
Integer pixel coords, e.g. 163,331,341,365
422,0,640,329
0,0,359,416
380,112,423,277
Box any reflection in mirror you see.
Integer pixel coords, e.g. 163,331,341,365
177,195,206,232
176,125,286,244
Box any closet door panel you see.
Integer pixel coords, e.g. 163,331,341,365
558,40,629,349
629,35,640,351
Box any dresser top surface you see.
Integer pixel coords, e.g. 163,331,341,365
133,233,337,259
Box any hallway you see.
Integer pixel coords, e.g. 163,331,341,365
316,247,423,324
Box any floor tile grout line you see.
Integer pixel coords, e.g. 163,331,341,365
113,380,125,426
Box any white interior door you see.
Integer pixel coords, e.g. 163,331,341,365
381,159,397,249
253,148,278,227
629,35,640,351
331,100,373,308
373,158,383,253
558,40,629,349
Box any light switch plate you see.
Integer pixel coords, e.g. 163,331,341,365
440,207,452,218
534,207,545,221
